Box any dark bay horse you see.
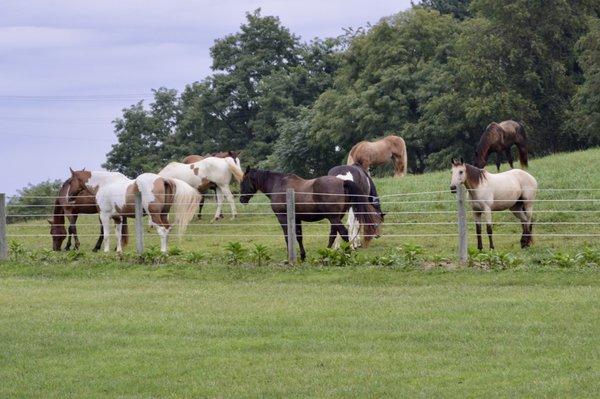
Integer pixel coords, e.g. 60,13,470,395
182,150,241,219
49,179,128,251
474,120,528,171
240,168,382,261
327,164,384,248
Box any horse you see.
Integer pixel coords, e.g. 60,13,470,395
450,158,537,250
181,151,242,219
48,178,128,251
67,169,200,253
347,135,408,178
474,120,528,171
327,164,384,248
239,168,382,261
158,156,244,221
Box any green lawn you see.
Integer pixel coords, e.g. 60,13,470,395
1,265,599,397
2,149,600,397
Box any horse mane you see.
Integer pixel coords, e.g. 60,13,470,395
465,164,487,187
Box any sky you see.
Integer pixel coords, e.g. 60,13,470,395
0,0,412,196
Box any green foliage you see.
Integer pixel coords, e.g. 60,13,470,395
314,243,359,267
7,180,64,224
419,0,472,20
185,250,206,264
224,242,247,266
249,244,271,267
470,250,523,270
66,250,86,262
167,246,183,256
8,240,25,261
139,246,167,265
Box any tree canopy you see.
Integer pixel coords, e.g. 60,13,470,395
105,4,600,177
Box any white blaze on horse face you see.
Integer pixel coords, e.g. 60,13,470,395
451,164,467,188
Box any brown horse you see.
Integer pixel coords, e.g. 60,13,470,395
48,178,128,251
240,168,382,261
347,135,407,177
182,150,241,219
474,120,528,171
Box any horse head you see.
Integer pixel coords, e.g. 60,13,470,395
68,168,92,203
239,167,257,204
450,158,466,193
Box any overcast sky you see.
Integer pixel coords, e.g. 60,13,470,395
0,0,412,195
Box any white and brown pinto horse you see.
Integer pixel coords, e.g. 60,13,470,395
68,169,200,253
347,135,408,178
450,158,537,250
158,156,244,221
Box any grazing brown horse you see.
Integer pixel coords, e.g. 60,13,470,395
474,120,528,171
48,178,128,251
240,168,382,261
182,150,241,219
347,135,407,177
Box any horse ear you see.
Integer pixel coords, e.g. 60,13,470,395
245,166,251,173
459,157,464,164
451,158,457,166
69,167,75,175
82,167,86,171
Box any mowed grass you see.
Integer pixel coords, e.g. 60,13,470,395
2,149,600,397
1,265,600,397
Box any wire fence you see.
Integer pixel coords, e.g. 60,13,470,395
2,187,600,262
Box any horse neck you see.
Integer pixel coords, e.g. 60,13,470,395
52,199,65,225
88,171,129,188
254,171,280,196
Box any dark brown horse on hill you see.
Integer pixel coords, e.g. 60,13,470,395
474,120,528,171
182,150,241,219
48,179,128,251
240,168,382,261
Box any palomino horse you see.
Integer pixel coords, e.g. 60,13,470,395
474,120,528,171
347,135,407,177
158,156,244,221
327,164,384,248
240,168,382,261
68,169,200,253
49,178,128,251
182,151,242,219
450,158,537,250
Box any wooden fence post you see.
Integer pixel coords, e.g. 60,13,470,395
286,188,297,264
0,193,7,260
456,184,468,264
135,191,144,254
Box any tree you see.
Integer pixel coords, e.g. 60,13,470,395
7,180,64,224
418,0,472,20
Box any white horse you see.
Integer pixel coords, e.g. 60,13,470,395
68,169,200,253
158,156,244,221
450,158,537,250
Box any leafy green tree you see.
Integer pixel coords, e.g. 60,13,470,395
419,0,472,20
565,17,600,146
7,180,64,224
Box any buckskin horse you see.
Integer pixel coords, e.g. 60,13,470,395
474,120,528,171
347,135,408,178
450,158,537,250
239,168,382,261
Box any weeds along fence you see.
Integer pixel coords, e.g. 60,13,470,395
2,187,600,263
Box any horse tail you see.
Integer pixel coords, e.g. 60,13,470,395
170,178,201,236
516,121,528,168
120,217,129,247
398,137,408,177
343,180,382,241
224,157,244,183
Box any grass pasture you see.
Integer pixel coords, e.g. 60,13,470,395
2,149,600,397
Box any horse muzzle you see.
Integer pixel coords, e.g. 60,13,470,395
450,185,457,194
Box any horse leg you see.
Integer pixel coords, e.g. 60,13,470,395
276,214,292,260
523,200,535,247
113,216,123,253
510,202,530,248
213,187,224,221
505,148,514,169
328,222,338,248
219,185,236,219
483,208,494,249
495,152,502,172
474,211,483,251
100,213,112,253
296,222,306,261
197,192,205,220
347,208,361,248
92,218,103,252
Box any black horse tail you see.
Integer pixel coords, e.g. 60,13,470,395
121,217,129,247
343,180,382,239
516,121,529,168
365,173,383,217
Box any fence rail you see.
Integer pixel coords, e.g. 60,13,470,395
2,187,600,262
